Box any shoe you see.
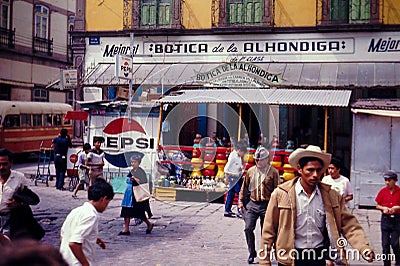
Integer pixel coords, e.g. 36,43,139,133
224,211,235,218
118,231,130,236
247,255,255,264
146,224,154,234
72,195,77,199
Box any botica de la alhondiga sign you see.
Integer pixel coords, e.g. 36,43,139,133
195,62,283,87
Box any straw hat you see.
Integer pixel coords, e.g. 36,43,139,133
254,147,269,160
288,145,331,169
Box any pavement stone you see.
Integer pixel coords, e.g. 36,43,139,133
14,163,385,265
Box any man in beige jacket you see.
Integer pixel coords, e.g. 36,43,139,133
259,145,375,266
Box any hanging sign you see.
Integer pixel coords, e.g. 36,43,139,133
60,69,78,89
115,55,132,80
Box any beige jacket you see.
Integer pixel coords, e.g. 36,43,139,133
259,177,372,266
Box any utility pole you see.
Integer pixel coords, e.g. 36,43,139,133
128,33,134,122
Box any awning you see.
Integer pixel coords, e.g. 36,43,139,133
351,98,400,117
83,62,400,89
157,88,352,107
65,110,88,121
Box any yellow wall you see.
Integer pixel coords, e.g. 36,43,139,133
86,0,123,31
182,0,212,29
274,0,316,27
383,0,400,24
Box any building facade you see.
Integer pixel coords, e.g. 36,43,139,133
0,0,76,104
72,0,400,206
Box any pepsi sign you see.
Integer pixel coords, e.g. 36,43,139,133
115,55,132,80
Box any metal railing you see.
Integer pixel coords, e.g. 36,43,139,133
33,35,53,56
0,27,15,48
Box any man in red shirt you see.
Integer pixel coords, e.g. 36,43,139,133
376,170,400,266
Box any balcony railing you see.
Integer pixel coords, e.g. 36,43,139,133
0,28,15,48
33,35,53,56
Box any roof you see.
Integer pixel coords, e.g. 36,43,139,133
83,62,400,89
351,98,400,117
157,88,352,107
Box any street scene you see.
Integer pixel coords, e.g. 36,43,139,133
1,0,400,265
14,163,382,265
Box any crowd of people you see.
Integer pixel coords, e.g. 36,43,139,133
0,128,399,266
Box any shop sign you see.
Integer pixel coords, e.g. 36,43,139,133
195,62,283,87
60,69,78,89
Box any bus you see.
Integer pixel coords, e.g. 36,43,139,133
0,101,73,154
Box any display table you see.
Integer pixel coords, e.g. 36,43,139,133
154,186,226,203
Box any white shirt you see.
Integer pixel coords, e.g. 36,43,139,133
322,175,353,207
224,150,243,176
60,202,99,266
0,170,28,212
88,150,104,170
294,179,326,249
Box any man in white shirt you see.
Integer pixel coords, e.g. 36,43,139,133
322,157,353,208
60,179,114,266
0,148,29,237
224,142,247,217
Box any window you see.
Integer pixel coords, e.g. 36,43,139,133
140,0,172,27
228,0,263,26
33,88,48,102
45,114,52,126
1,0,10,29
33,114,43,127
67,91,74,106
4,115,20,128
21,114,31,127
323,0,377,24
35,5,49,39
53,114,62,126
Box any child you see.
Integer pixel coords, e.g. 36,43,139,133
60,179,114,266
72,143,91,199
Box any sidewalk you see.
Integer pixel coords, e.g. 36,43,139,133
16,163,383,265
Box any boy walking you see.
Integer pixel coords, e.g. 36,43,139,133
60,179,114,266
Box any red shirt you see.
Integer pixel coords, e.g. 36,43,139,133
375,186,400,214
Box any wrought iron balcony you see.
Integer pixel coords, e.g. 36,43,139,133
33,35,53,56
0,28,15,48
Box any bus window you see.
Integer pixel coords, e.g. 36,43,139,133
4,115,20,128
21,114,32,127
45,114,52,126
33,114,43,127
53,114,62,126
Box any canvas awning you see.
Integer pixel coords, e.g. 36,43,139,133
83,62,400,89
157,88,352,107
65,110,89,121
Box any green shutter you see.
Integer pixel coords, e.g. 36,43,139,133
237,3,243,24
350,0,370,23
254,1,262,23
331,0,349,24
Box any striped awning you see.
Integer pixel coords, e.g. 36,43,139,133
157,88,352,107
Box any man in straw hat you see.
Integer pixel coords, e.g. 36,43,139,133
259,145,375,266
238,147,280,264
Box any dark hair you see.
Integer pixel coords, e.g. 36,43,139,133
0,148,13,161
88,179,114,201
298,157,324,169
60,129,68,137
83,143,91,150
236,143,247,153
0,239,68,266
330,157,343,170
